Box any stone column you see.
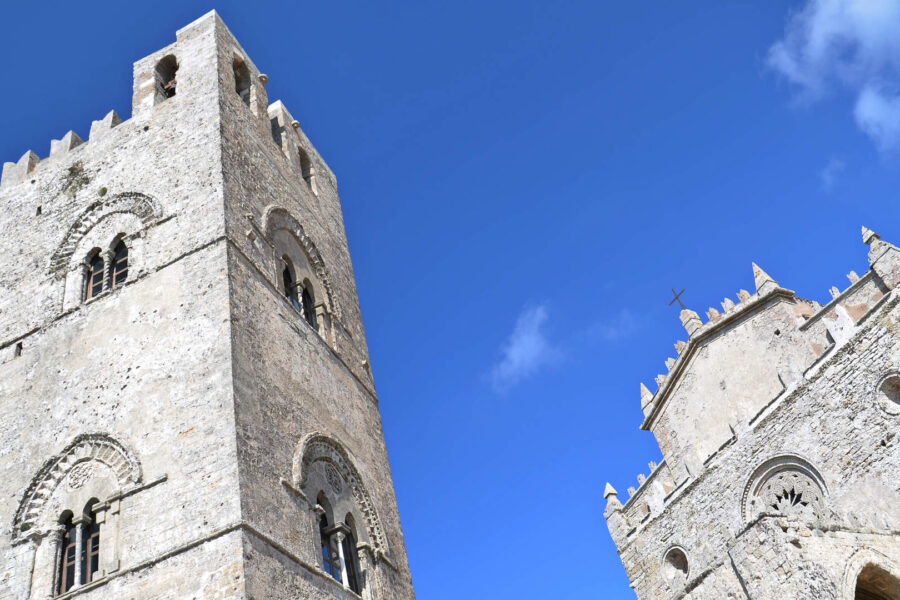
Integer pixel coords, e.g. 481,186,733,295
72,518,86,588
103,249,115,291
49,524,66,596
333,531,349,590
79,263,90,301
315,303,330,342
356,542,376,600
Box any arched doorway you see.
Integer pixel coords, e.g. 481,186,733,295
856,564,900,600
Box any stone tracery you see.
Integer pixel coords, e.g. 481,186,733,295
742,455,827,522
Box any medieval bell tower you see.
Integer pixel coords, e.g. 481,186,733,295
0,12,415,600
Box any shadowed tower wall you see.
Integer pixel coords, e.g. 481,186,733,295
0,12,414,600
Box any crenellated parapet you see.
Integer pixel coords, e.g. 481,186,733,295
607,227,900,552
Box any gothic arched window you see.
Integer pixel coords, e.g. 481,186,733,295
84,502,100,585
57,513,77,594
343,514,362,595
301,284,317,329
110,240,129,288
84,253,105,301
283,260,301,312
317,493,343,584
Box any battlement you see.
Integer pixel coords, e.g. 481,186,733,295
606,226,900,541
0,11,333,194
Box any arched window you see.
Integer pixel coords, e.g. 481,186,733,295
110,240,128,288
154,54,178,103
283,260,301,312
233,57,251,107
83,502,100,586
84,253,105,301
343,514,362,595
301,284,317,329
57,513,77,594
317,494,343,584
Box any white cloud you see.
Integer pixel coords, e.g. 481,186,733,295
490,305,561,393
588,309,640,342
819,156,845,190
768,0,900,149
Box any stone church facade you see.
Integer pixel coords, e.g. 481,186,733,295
0,12,414,600
605,229,900,598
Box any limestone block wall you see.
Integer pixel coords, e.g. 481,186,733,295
0,13,245,600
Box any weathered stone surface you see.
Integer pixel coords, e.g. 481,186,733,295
0,11,414,600
606,235,900,598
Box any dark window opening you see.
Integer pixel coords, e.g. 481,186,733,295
14,342,22,357
155,54,179,102
301,286,317,329
319,513,342,584
57,515,77,594
83,504,100,585
233,57,251,107
299,148,316,193
110,241,128,288
282,263,301,312
36,205,42,216
342,519,361,594
85,254,105,301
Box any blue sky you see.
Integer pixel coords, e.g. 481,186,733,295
4,1,900,598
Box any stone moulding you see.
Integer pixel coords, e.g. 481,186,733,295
261,205,340,318
741,454,828,523
292,432,388,558
12,433,142,540
48,192,163,277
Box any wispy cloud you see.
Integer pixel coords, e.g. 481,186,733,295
819,157,845,191
490,305,561,393
587,308,641,342
768,0,900,150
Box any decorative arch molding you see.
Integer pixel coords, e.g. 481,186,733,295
13,433,142,539
49,192,163,277
261,206,340,317
840,548,900,599
292,432,387,555
741,454,828,523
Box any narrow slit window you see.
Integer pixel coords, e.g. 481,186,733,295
85,254,105,300
110,241,128,288
299,148,317,193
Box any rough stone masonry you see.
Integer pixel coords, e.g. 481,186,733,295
605,228,900,598
0,12,415,600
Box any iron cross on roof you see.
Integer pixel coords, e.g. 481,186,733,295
669,288,686,310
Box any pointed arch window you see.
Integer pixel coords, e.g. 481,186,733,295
84,253,105,301
342,515,362,595
283,261,301,312
110,240,129,288
301,285,317,329
84,503,100,585
154,54,178,103
57,514,77,594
